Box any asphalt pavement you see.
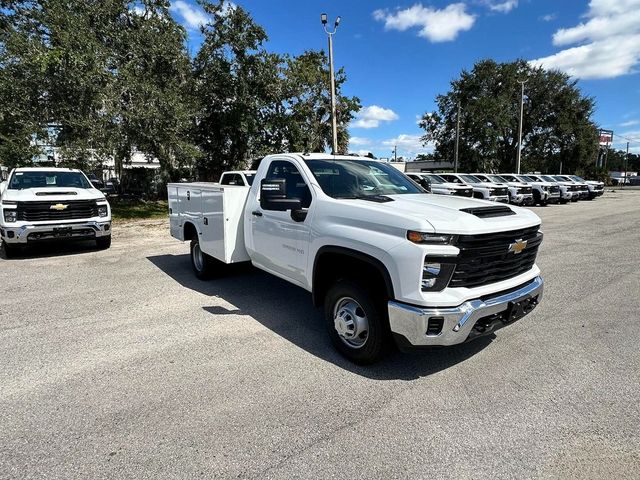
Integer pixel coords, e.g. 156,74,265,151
1,191,639,479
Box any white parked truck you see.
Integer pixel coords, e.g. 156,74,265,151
218,170,257,187
0,167,112,257
471,173,534,206
168,153,544,364
406,173,474,198
439,173,510,203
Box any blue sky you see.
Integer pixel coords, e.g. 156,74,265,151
169,0,640,157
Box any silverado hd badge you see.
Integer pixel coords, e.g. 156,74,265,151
508,238,528,254
50,203,68,211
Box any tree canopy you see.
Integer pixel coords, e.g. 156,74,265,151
419,59,599,174
0,0,360,180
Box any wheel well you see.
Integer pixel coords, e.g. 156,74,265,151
183,222,198,241
312,248,395,307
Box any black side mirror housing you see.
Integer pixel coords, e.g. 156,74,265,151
260,178,302,211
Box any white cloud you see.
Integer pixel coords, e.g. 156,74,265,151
382,134,434,155
485,1,518,13
531,0,640,79
373,3,475,43
539,13,557,22
170,1,209,29
620,120,640,127
349,136,372,146
352,105,399,129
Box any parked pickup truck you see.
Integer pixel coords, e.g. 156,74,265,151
0,167,112,257
219,170,257,187
407,173,474,197
439,173,510,203
471,173,534,206
168,154,544,364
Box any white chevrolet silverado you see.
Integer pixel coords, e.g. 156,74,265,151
0,167,112,257
168,154,544,364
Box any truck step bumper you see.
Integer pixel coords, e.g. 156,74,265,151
388,276,543,349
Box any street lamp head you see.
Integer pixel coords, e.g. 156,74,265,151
321,13,328,25
335,16,341,27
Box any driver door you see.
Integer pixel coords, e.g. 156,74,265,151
249,159,313,287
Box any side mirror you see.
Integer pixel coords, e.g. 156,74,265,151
260,178,302,211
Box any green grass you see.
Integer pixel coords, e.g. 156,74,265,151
110,200,168,221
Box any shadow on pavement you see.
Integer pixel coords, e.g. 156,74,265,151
147,253,494,380
1,240,100,260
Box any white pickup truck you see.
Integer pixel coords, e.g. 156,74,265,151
168,153,544,363
0,167,112,256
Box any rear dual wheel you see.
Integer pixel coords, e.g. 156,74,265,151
190,235,216,280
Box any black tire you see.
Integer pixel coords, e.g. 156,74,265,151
559,199,568,204
324,280,390,364
1,240,19,259
96,235,112,250
190,235,215,280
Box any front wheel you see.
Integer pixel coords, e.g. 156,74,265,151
324,280,389,364
1,240,19,259
96,235,111,250
190,236,215,280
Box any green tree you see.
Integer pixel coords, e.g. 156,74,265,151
419,59,599,173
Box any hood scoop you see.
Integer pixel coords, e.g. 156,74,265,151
36,191,78,196
460,205,515,218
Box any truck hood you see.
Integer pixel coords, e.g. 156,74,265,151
1,187,106,202
377,194,540,235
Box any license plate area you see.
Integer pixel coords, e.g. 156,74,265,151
504,296,539,324
53,227,73,237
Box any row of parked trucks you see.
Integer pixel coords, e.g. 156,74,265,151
406,172,604,206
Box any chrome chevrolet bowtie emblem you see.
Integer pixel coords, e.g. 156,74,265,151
508,239,527,254
50,203,68,211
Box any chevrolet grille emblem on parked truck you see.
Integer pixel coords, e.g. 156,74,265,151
508,239,528,254
50,203,68,211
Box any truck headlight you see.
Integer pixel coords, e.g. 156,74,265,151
422,261,455,291
3,210,17,223
407,231,456,245
97,205,108,217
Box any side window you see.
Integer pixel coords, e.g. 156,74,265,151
266,161,312,208
220,174,233,185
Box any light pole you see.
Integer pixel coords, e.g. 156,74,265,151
454,101,460,173
516,79,528,174
321,13,341,155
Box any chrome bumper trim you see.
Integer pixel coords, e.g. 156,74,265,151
388,276,544,347
2,220,111,244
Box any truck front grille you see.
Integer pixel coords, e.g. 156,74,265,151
455,188,474,197
448,226,542,288
550,185,560,193
517,186,532,194
16,200,99,222
490,187,508,196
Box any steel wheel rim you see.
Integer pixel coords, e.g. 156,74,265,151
193,242,204,272
333,296,369,349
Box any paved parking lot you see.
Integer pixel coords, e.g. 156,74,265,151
1,191,639,479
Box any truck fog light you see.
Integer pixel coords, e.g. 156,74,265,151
97,205,108,217
3,210,17,223
422,262,455,292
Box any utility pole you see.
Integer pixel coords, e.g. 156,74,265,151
624,141,629,188
393,145,397,162
516,79,528,174
321,13,341,155
454,101,460,173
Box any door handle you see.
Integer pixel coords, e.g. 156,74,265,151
251,210,263,217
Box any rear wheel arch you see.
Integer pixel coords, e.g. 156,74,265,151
312,246,395,308
183,221,198,241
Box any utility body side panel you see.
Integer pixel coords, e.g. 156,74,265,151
168,182,250,263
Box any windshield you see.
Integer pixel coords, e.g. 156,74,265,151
540,175,556,182
244,173,255,186
460,174,481,183
488,175,508,183
570,175,585,182
552,176,566,182
475,175,492,183
425,174,445,184
305,160,423,198
9,170,92,190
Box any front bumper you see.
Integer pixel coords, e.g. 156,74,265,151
388,276,543,349
510,193,534,205
0,220,111,244
488,195,510,204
